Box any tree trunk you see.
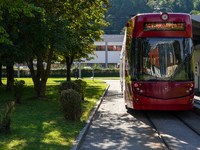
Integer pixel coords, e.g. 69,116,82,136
0,63,3,86
6,65,14,91
33,79,47,98
24,22,55,98
66,56,74,81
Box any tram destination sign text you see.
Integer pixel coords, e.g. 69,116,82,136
143,22,186,31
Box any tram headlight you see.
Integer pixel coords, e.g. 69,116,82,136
189,88,192,91
190,83,194,87
134,83,139,87
136,98,139,101
140,90,143,93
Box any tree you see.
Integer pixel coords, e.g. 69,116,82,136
56,0,111,81
0,0,43,45
103,0,151,34
0,1,43,91
0,10,27,91
17,0,110,98
191,0,200,14
147,0,195,13
20,0,63,98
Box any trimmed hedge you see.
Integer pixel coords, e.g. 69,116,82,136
74,79,87,101
1,68,120,78
58,81,81,93
59,89,82,121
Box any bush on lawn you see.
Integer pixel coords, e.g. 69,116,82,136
59,89,82,121
58,81,80,93
13,79,26,104
74,79,87,101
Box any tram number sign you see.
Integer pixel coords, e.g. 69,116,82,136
143,22,186,31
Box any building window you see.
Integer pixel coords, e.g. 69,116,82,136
95,45,122,51
95,46,105,51
108,45,122,51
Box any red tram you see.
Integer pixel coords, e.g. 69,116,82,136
120,13,194,110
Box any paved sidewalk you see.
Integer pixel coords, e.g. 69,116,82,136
78,80,164,150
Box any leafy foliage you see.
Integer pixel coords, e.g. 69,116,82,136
55,0,111,81
0,0,44,44
59,89,82,121
103,0,198,34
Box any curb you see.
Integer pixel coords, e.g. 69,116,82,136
193,106,200,116
70,84,110,150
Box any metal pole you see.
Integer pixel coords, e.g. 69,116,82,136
93,66,94,81
17,64,20,78
105,42,108,68
79,62,81,78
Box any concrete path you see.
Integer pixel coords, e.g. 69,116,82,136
78,80,164,150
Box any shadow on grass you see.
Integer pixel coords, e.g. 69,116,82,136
1,78,6,81
52,79,103,84
53,80,68,83
0,84,86,150
0,82,107,150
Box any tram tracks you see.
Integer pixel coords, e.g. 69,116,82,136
143,110,200,150
173,112,200,136
143,111,170,150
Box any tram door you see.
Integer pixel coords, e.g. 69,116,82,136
194,61,199,89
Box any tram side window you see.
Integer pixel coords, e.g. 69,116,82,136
129,38,143,81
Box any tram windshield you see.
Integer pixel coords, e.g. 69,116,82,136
129,37,194,81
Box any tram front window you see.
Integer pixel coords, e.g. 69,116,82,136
130,37,194,81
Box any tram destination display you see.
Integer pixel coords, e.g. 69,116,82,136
143,22,186,31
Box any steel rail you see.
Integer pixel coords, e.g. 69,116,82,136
173,112,200,137
143,111,170,150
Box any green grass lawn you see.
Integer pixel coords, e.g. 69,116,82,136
0,78,108,150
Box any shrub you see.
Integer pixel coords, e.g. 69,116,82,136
74,79,87,101
58,81,80,93
0,101,15,134
13,79,26,104
59,89,82,121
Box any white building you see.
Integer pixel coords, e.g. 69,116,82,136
83,34,124,68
